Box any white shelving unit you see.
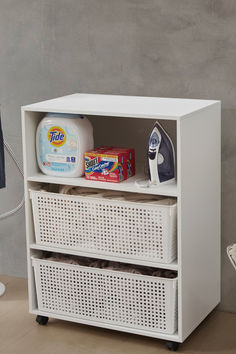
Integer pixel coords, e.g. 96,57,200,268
22,94,221,348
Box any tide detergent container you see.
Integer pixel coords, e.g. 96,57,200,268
36,113,94,177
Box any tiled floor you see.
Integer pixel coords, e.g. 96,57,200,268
0,274,235,354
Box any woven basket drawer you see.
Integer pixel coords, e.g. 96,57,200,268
30,190,177,263
32,257,178,334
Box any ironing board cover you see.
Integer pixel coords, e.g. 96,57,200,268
0,116,6,189
227,244,236,271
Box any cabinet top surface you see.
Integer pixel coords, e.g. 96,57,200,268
22,93,220,119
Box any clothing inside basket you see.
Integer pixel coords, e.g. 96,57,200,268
36,183,177,205
43,253,177,279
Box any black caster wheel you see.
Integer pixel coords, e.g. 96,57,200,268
36,315,49,325
166,341,179,351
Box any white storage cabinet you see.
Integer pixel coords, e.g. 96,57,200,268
22,94,221,351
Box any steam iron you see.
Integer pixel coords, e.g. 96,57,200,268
136,121,175,188
148,121,175,185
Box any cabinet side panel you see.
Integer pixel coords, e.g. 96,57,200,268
179,104,221,341
21,111,41,311
22,110,44,176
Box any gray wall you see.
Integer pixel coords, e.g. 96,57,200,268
0,0,235,312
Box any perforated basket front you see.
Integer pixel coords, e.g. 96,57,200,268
32,258,177,334
31,190,177,263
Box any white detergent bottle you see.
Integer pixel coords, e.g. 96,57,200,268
36,113,94,177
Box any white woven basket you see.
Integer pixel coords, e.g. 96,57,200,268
32,257,178,334
30,190,177,263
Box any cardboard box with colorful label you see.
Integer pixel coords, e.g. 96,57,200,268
85,147,135,183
